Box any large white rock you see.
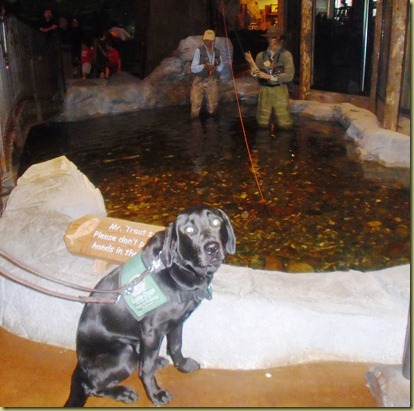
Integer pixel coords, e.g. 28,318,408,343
7,156,106,219
182,264,409,369
0,156,107,347
289,100,410,168
0,156,409,369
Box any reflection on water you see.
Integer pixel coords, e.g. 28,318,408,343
18,105,410,272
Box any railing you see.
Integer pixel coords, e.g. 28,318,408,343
0,14,63,214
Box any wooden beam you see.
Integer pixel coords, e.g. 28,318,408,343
382,0,408,131
369,0,383,113
299,0,313,100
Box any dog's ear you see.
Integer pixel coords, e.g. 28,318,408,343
160,222,178,267
141,230,165,267
218,209,236,255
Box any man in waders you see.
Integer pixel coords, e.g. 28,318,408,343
190,29,224,119
245,26,294,131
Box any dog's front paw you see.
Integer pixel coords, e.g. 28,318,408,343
175,357,200,373
97,385,138,404
150,389,172,406
117,387,139,404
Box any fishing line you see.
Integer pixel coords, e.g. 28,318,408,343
216,0,250,57
218,1,281,227
219,0,266,204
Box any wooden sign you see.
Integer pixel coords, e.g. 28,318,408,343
64,214,165,265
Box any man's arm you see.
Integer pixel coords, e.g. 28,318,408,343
190,48,204,74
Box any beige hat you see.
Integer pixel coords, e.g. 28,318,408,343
203,29,216,41
262,26,285,39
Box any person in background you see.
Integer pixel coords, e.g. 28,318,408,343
39,9,58,43
105,40,122,78
93,31,108,78
190,29,223,119
245,26,294,130
71,18,83,77
0,1,7,17
57,17,72,51
81,41,93,79
57,16,73,80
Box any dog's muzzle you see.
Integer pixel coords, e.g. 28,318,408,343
204,241,220,256
200,241,224,273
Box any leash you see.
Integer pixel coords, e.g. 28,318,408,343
0,246,164,304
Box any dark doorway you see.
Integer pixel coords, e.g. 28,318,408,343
313,0,376,95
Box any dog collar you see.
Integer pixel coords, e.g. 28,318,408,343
120,252,168,320
120,253,213,319
177,285,213,303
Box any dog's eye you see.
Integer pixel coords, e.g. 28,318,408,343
185,226,195,234
212,218,221,227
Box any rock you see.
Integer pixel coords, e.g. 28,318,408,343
264,255,284,271
366,364,410,407
395,225,409,238
8,156,106,219
0,156,107,349
289,100,410,168
287,261,315,273
358,128,410,168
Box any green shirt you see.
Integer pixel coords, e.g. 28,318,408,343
254,47,295,85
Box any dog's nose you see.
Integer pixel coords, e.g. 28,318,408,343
204,241,220,255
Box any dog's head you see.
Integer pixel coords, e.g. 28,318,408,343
142,205,235,288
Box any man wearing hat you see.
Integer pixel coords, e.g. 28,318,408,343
245,26,295,130
190,29,224,119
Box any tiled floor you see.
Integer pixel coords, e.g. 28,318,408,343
0,327,377,407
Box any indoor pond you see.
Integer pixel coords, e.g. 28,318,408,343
17,104,410,272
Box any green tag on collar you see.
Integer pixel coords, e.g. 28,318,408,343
120,253,168,320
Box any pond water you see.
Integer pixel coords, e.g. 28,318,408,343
17,104,410,272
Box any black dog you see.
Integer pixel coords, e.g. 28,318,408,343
65,205,235,407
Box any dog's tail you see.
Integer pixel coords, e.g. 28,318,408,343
64,364,89,407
